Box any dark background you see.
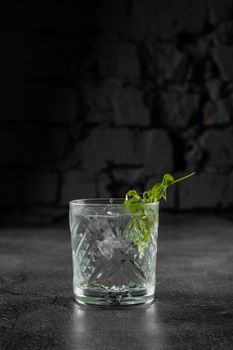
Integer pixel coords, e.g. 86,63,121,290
1,0,233,224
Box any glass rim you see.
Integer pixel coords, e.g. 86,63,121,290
69,198,159,206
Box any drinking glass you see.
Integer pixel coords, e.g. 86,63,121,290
69,199,159,306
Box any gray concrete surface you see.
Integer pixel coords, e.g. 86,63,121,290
0,214,233,349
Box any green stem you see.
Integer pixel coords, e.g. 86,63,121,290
151,233,157,248
172,172,196,185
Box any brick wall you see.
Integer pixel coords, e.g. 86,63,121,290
1,0,233,223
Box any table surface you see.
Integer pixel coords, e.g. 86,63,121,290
0,214,233,350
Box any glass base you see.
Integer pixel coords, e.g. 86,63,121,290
74,286,155,306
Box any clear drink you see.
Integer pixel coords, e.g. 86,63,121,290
69,199,159,306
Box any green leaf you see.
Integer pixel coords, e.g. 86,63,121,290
124,198,141,213
122,172,196,257
162,173,174,186
125,189,141,201
124,189,142,213
148,183,161,201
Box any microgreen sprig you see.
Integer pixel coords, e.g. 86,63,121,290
123,172,196,257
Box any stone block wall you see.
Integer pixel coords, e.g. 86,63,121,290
1,0,233,223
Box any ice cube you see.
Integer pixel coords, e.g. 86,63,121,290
102,225,117,240
88,216,110,233
96,237,122,259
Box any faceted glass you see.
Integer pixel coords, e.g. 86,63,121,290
69,199,159,306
